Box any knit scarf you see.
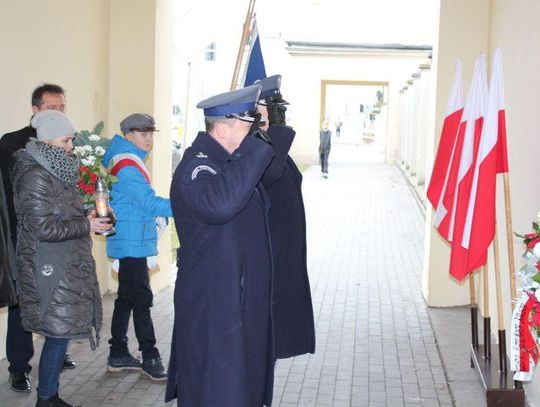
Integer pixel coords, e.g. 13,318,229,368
26,139,80,187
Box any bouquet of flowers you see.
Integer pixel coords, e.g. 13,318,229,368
73,122,117,209
514,213,540,288
511,213,540,381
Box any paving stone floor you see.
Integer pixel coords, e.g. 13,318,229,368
0,143,463,406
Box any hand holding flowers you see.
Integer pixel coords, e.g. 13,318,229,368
73,122,117,209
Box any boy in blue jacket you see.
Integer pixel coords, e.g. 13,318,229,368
102,113,172,381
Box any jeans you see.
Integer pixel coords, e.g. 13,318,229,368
37,337,69,399
6,303,34,374
109,257,159,360
320,152,329,174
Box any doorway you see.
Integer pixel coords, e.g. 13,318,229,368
320,80,389,164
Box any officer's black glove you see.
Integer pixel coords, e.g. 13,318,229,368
265,96,287,127
249,112,272,144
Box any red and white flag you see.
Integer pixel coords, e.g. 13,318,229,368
447,55,488,280
427,59,464,222
462,49,509,274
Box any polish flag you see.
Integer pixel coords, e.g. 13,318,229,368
462,49,509,274
433,57,482,243
448,55,488,281
427,59,464,218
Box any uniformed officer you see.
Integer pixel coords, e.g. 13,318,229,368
166,85,276,406
254,75,316,359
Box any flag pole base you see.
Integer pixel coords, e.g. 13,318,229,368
470,344,525,406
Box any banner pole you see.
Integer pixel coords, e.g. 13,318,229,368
230,0,257,90
483,264,491,360
470,273,479,348
503,173,517,310
493,227,507,373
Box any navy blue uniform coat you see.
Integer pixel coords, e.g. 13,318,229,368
166,132,275,406
263,126,316,359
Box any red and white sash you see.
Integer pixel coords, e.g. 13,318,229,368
511,291,540,381
110,153,151,183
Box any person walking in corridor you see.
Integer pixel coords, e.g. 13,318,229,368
319,120,332,178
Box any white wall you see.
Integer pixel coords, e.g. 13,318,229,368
283,50,430,164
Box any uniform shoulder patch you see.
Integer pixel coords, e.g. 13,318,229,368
191,164,217,180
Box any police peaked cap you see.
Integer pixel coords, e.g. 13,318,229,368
254,74,289,105
197,85,262,118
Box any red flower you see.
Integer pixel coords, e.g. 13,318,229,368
78,166,97,195
527,236,540,249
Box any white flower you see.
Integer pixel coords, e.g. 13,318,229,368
73,146,85,156
534,243,540,258
83,145,93,152
81,155,96,167
95,146,106,156
89,134,101,142
536,211,540,223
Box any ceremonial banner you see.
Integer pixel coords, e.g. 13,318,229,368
462,49,509,273
242,20,266,87
448,55,488,281
427,59,464,233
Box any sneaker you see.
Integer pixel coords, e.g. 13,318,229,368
35,393,82,406
142,357,167,381
106,354,142,372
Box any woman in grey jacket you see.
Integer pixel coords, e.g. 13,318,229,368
11,110,112,407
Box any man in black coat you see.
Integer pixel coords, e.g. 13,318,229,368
255,75,316,359
319,121,332,178
0,171,17,308
166,85,276,406
0,83,75,393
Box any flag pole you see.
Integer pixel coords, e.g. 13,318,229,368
230,0,257,90
503,173,517,310
493,227,507,373
483,264,491,360
470,273,479,349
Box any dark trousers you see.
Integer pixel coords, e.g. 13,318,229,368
109,257,159,360
6,304,34,374
320,152,330,174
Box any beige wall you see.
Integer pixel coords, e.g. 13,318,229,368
489,0,540,402
422,0,491,307
0,0,173,360
425,0,540,401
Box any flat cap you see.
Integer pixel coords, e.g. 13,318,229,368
196,85,262,121
31,110,76,142
120,113,159,134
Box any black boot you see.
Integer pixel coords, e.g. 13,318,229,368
35,393,82,407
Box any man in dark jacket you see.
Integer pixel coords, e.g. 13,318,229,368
254,75,316,359
166,85,276,406
0,171,17,309
319,121,332,178
0,83,75,393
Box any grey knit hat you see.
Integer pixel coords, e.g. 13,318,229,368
30,110,76,142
